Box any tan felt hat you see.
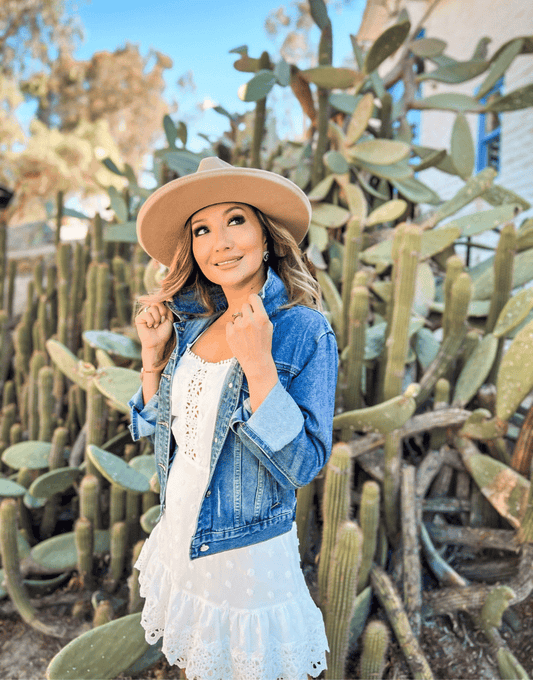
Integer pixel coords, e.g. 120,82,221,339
136,156,311,267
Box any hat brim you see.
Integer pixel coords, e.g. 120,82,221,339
136,166,311,267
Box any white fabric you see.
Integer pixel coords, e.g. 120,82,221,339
135,344,329,680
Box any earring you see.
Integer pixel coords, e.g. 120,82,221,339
263,250,269,262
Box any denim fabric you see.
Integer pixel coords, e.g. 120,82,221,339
128,266,338,560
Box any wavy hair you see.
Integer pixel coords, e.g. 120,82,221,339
138,205,323,365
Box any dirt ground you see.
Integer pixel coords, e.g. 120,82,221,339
1,573,532,680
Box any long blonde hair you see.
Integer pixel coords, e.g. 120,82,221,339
138,206,322,365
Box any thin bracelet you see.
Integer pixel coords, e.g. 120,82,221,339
140,367,162,380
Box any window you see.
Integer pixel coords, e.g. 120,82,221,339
476,78,503,173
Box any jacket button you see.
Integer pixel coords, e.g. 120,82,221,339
228,382,233,388
214,437,218,443
206,489,211,497
200,544,209,552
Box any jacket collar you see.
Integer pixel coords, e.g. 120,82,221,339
166,265,289,319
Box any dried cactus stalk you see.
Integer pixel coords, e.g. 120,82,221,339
93,600,114,627
383,430,401,543
360,620,390,680
318,442,352,606
311,20,332,186
371,566,434,679
325,520,362,680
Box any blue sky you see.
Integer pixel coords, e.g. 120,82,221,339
73,0,366,150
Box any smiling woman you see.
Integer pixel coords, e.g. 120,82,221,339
128,157,339,680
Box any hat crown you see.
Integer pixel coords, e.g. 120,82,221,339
197,156,232,173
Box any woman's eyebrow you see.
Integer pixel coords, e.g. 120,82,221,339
190,205,243,227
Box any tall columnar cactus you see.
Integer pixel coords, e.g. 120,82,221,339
40,427,69,538
251,50,271,169
83,262,98,362
126,491,141,547
442,255,464,340
28,350,47,440
79,473,100,531
310,0,332,186
383,430,401,542
110,484,126,527
112,257,131,326
37,365,55,442
357,480,381,593
75,516,94,588
324,520,362,680
295,479,315,563
95,262,111,331
13,312,32,405
86,379,107,457
0,309,12,389
6,258,16,318
318,442,352,606
106,521,127,592
383,224,421,402
343,283,368,413
360,620,390,680
341,184,366,348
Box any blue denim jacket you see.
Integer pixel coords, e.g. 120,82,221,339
128,266,338,560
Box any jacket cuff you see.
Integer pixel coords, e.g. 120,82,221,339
230,380,304,450
128,385,159,441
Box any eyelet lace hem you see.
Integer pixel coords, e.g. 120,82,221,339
135,543,329,680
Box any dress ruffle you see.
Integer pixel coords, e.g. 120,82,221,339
135,525,329,680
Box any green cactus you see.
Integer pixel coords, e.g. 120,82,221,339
75,516,94,588
79,473,100,530
106,521,127,592
0,499,59,635
2,379,14,409
343,283,368,413
357,480,380,593
109,483,126,527
360,620,390,680
383,224,421,402
27,350,47,440
325,520,362,680
310,1,332,186
46,611,150,679
95,262,111,331
318,442,352,606
40,427,70,538
0,310,12,388
441,255,463,340
112,256,131,326
295,479,315,563
31,529,110,572
37,365,55,441
126,490,141,546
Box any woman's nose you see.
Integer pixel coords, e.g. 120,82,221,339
213,228,233,250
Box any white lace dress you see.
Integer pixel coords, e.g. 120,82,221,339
134,343,329,680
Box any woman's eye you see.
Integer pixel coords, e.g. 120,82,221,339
229,215,245,225
193,226,208,237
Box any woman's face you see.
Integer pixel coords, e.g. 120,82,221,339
190,202,268,289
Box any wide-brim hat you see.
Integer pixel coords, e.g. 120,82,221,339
137,156,311,267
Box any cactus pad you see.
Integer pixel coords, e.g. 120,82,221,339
333,385,419,434
28,468,82,500
83,330,142,360
92,367,141,414
31,529,110,571
453,333,498,406
493,288,533,338
0,478,27,497
129,455,156,481
140,505,160,534
2,441,52,470
46,339,94,391
87,445,150,493
45,611,149,680
496,318,533,420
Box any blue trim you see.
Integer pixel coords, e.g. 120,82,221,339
476,77,503,173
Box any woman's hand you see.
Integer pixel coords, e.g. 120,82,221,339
225,293,274,377
135,303,173,354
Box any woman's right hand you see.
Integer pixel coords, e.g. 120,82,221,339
135,302,173,352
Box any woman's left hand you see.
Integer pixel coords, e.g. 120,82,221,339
225,293,274,377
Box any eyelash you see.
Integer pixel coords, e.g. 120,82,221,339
193,214,245,237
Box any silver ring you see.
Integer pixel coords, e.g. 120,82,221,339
231,312,243,320
144,306,150,313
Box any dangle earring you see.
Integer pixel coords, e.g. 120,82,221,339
262,250,269,262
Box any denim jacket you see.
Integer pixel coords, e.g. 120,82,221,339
128,266,338,560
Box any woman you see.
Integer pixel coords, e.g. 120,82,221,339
129,157,339,680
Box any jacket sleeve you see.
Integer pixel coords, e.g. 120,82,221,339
128,385,159,443
229,329,338,489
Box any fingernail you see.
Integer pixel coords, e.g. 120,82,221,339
154,324,159,328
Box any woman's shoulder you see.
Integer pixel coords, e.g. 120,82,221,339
273,304,336,341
